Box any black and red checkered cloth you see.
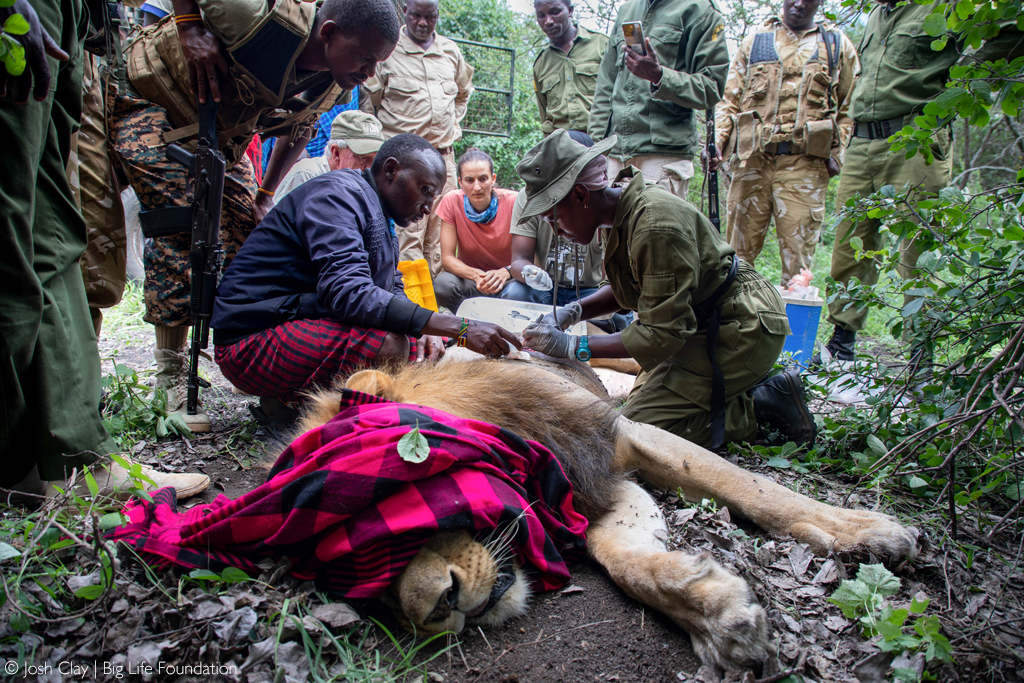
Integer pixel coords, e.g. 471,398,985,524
107,389,589,597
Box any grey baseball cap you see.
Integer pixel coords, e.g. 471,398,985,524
330,111,385,156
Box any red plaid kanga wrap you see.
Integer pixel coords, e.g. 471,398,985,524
107,390,589,597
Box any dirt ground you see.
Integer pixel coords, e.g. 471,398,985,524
3,311,1023,683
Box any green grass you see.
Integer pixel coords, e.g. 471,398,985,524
102,279,147,345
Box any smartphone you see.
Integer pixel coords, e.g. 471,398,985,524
622,21,647,56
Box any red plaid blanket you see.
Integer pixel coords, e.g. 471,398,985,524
107,390,589,597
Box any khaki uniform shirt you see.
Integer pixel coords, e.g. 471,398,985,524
715,18,858,167
361,28,474,148
588,0,729,161
532,26,610,135
851,0,1021,122
605,168,735,371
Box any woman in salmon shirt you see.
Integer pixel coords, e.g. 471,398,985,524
433,148,519,313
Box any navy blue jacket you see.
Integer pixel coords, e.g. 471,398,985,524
212,170,432,345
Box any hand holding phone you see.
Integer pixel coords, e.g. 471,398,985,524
622,21,647,56
622,23,662,84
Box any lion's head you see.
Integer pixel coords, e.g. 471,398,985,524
383,530,532,636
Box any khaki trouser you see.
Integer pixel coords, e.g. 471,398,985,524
607,155,692,199
725,152,829,286
398,149,456,279
827,130,952,332
622,261,789,448
68,57,127,337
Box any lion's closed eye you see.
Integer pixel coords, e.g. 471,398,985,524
425,573,460,623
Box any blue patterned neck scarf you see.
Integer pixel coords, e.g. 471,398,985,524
464,193,499,224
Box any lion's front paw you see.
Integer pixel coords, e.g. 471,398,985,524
788,506,923,562
654,552,769,671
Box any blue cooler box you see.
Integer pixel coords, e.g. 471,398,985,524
779,288,823,362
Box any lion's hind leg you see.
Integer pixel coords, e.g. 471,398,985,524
587,480,768,671
612,417,923,562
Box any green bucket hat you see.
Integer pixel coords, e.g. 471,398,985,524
330,111,385,156
516,130,617,222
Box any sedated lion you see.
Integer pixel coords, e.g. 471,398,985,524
295,351,922,671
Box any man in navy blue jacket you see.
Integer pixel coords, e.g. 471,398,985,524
212,134,520,421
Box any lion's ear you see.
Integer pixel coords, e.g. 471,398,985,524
345,370,397,399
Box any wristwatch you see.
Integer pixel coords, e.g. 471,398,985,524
505,265,513,277
575,335,591,362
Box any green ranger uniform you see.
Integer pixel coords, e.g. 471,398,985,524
828,0,1021,331
607,169,791,448
533,25,609,136
587,0,729,162
0,0,116,485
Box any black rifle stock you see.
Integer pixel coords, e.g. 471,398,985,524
165,98,225,416
705,108,721,233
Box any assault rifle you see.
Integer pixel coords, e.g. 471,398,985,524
705,108,721,233
166,98,225,417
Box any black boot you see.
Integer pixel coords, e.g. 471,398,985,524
810,326,857,367
249,396,300,434
751,369,817,446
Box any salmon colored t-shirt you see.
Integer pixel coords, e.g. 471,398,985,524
436,189,517,272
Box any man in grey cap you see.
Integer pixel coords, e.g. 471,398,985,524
517,130,815,450
275,111,387,203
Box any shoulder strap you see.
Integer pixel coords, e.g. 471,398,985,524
823,30,840,79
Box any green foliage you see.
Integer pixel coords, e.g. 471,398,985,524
0,16,28,77
101,361,192,446
828,564,953,682
805,0,1024,541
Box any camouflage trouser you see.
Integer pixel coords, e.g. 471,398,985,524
67,57,126,337
827,131,952,332
607,155,693,200
397,149,456,279
108,94,257,327
725,152,829,286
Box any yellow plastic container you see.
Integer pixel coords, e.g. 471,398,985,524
397,259,438,312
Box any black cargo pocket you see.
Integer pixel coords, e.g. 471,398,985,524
744,310,791,376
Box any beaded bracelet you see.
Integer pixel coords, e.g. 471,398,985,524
174,13,203,25
257,187,275,197
456,317,469,348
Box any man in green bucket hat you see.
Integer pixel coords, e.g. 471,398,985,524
518,130,816,449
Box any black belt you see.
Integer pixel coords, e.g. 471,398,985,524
853,117,906,140
693,256,739,449
764,141,801,155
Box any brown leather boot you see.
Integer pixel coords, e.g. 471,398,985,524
154,326,211,434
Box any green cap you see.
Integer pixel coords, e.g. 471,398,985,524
329,111,385,156
515,130,617,222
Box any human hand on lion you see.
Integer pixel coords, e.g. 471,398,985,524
463,320,523,357
522,323,578,358
416,335,446,362
533,301,582,331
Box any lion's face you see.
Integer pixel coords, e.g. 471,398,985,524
385,531,532,636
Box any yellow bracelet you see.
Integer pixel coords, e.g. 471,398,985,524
174,14,203,24
257,187,275,197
